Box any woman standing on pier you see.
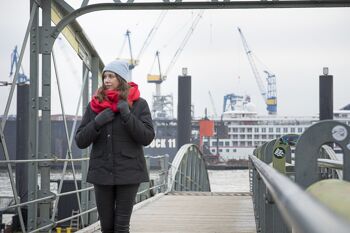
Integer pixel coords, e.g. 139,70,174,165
75,60,155,233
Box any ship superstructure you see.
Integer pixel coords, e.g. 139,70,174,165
202,96,350,161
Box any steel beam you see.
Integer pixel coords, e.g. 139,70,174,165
51,0,105,71
38,1,53,230
51,1,350,42
28,0,40,230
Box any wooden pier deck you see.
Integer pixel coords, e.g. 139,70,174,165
130,192,256,233
80,192,256,233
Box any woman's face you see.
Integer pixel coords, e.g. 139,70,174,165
103,71,120,90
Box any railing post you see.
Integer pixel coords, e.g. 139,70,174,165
181,156,186,191
259,144,266,233
256,172,262,232
264,190,273,233
251,150,259,232
160,155,169,192
190,150,195,190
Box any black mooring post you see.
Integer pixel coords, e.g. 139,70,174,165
177,68,192,150
319,67,333,121
16,84,29,203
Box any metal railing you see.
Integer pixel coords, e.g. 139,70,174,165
250,155,350,233
135,155,169,203
250,120,350,233
0,154,170,232
167,144,210,192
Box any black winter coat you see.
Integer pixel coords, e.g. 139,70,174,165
75,98,155,185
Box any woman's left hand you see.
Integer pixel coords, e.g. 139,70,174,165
118,100,130,121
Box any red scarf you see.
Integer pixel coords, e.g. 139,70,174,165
90,82,140,113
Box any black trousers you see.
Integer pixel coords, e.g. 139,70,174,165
94,183,139,233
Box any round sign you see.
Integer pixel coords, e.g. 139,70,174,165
332,125,347,141
273,147,285,159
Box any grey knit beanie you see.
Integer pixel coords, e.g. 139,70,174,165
102,60,131,82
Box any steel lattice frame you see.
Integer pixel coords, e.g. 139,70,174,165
0,0,349,232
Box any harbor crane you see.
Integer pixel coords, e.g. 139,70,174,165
117,11,167,71
147,10,204,119
223,93,251,113
9,45,29,83
136,10,167,63
117,30,139,69
147,10,204,85
237,27,277,115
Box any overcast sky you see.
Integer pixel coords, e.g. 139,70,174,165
1,1,350,118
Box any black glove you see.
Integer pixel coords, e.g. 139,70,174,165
117,100,130,121
94,108,114,130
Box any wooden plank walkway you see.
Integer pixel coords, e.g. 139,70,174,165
78,192,256,233
130,192,256,233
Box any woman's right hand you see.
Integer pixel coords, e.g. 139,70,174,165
94,108,115,129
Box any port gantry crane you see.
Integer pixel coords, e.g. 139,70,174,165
117,29,139,70
117,11,168,72
147,10,204,119
237,27,277,115
9,45,29,84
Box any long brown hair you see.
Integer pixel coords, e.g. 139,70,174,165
95,73,130,102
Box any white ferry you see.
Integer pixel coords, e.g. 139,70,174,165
202,99,350,161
